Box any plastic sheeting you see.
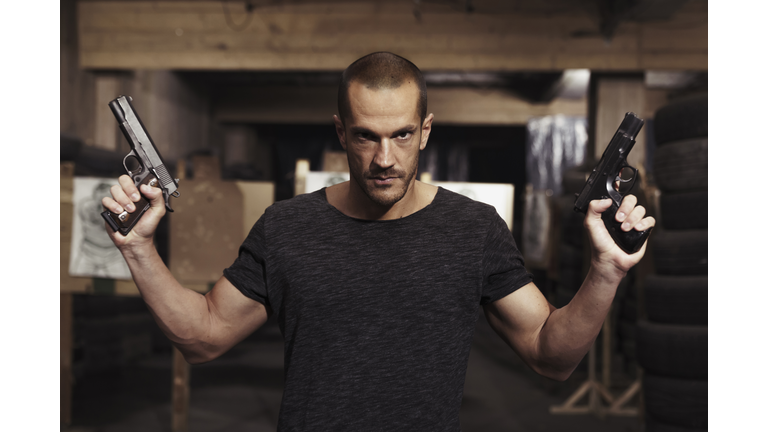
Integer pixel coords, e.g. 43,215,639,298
523,116,587,266
525,116,587,195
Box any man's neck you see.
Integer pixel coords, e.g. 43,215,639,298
326,180,438,221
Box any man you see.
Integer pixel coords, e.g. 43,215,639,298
103,52,654,431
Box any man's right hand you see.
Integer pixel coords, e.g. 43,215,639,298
101,174,167,251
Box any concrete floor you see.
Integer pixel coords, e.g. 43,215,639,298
64,314,645,432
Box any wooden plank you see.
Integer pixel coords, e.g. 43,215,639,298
77,1,707,71
94,74,121,151
171,347,190,432
215,85,586,125
114,279,141,296
428,87,587,125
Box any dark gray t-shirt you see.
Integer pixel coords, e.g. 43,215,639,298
224,187,532,431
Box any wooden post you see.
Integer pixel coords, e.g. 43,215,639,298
60,293,74,425
170,160,190,432
602,305,612,388
171,347,190,432
294,159,310,196
549,343,614,416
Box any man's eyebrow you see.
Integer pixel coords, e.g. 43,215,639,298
349,126,376,136
392,125,418,136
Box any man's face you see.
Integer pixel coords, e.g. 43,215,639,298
335,81,432,207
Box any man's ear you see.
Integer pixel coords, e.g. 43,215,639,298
333,115,347,150
419,113,434,151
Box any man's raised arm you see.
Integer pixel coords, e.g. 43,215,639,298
102,175,268,364
483,194,655,381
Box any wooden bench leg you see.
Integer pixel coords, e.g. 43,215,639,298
172,347,190,432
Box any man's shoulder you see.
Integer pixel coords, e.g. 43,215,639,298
264,189,329,219
434,187,498,217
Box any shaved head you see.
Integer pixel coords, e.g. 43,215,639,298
337,52,427,125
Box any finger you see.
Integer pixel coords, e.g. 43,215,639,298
621,205,646,231
615,194,638,224
632,215,656,232
110,183,136,214
118,175,141,204
101,196,125,215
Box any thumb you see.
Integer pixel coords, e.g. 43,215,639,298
138,183,167,224
140,183,166,208
583,198,614,235
586,198,612,218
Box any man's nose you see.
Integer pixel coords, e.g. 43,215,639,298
372,139,394,169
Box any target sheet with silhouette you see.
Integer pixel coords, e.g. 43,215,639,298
69,177,132,279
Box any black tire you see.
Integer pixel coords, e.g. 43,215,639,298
644,275,708,325
653,138,708,193
635,320,707,379
645,414,708,432
653,93,708,146
617,319,636,342
621,339,636,362
659,190,708,230
643,373,708,429
619,297,638,322
652,230,708,276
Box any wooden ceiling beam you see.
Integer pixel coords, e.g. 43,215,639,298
78,1,707,71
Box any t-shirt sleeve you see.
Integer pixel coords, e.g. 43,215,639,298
222,215,269,307
480,212,534,305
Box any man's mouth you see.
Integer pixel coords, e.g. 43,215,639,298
372,176,397,185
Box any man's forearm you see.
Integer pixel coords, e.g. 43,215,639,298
119,244,213,360
535,261,626,380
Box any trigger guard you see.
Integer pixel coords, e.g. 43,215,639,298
615,166,638,184
123,151,144,177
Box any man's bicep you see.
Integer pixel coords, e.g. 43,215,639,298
204,276,269,350
483,282,553,363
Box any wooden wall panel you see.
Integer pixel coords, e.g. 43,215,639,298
78,1,707,71
595,78,647,178
214,84,586,125
125,70,211,162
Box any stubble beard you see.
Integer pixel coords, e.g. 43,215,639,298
350,150,420,208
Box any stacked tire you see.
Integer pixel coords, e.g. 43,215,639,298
639,93,708,431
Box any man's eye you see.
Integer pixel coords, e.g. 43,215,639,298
397,132,412,140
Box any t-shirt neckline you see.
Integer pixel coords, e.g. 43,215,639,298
318,186,443,223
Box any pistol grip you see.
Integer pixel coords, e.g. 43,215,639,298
101,174,156,236
601,199,653,254
102,197,151,236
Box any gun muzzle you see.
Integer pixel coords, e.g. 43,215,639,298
621,112,644,141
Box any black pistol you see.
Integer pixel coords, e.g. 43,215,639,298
101,95,180,236
574,112,652,254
